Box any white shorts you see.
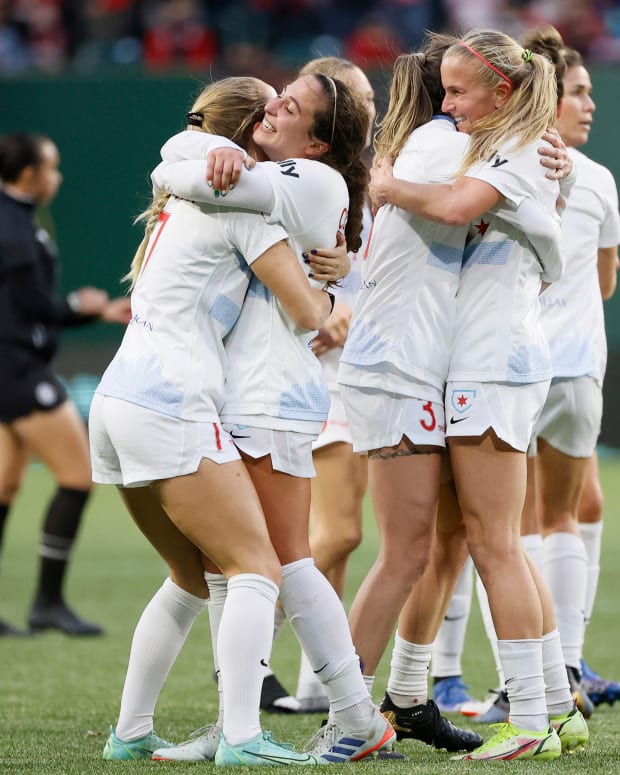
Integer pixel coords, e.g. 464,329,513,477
312,390,353,452
340,384,446,453
445,380,550,452
89,394,240,488
223,423,316,478
530,376,602,458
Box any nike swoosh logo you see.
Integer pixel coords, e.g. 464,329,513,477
313,662,329,674
449,417,468,424
230,432,251,439
260,659,268,667
248,752,316,764
444,614,466,621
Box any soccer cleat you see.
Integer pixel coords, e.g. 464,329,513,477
102,725,171,760
566,665,595,719
580,659,620,707
433,676,478,713
152,723,221,761
551,705,589,753
304,709,397,763
461,687,510,723
0,618,30,637
380,693,482,752
215,730,321,766
28,601,103,636
453,722,561,761
260,673,301,713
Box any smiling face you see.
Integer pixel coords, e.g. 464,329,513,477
557,65,595,148
440,54,509,133
252,74,330,161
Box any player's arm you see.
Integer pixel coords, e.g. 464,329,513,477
598,245,619,300
252,240,333,332
151,158,275,214
369,158,502,223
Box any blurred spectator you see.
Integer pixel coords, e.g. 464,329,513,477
1,1,620,78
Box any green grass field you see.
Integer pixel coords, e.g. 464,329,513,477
1,456,619,773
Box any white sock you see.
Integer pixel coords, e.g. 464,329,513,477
387,634,432,707
579,521,603,630
542,629,574,717
475,572,504,688
218,573,278,746
522,533,544,574
363,674,375,697
498,638,548,731
543,532,587,668
279,558,372,728
296,648,328,700
206,572,228,728
116,577,207,740
431,556,473,678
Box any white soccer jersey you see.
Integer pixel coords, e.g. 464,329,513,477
540,148,620,384
155,131,349,432
95,195,288,421
338,117,470,399
448,137,563,384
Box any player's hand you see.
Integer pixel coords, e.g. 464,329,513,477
539,128,572,180
70,287,109,316
320,299,351,348
304,231,350,282
206,147,254,194
101,296,132,324
312,326,337,356
369,157,395,214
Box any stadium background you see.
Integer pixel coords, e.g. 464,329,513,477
2,1,620,445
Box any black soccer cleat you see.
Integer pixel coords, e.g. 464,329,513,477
28,601,104,636
380,692,483,752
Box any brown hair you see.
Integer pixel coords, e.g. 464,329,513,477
520,24,582,102
306,74,369,252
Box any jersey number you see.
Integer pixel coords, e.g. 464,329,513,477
419,401,436,432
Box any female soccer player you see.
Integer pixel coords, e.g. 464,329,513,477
90,76,336,766
151,72,396,764
351,28,579,760
0,132,128,638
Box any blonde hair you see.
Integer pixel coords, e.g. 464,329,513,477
374,33,456,163
126,77,273,288
300,56,359,81
445,29,557,175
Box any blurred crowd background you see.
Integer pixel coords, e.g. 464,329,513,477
2,0,620,80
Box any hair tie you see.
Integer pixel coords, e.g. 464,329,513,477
522,49,533,63
186,111,204,127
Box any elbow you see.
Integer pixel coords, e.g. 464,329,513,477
295,308,325,332
601,278,617,301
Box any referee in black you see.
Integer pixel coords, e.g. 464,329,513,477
0,132,129,636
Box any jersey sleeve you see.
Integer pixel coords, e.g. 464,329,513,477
227,212,289,267
160,130,241,161
151,159,275,213
466,140,558,209
502,197,564,283
259,159,348,236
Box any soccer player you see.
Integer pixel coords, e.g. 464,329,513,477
358,29,586,761
0,132,128,638
90,76,336,766
109,74,398,763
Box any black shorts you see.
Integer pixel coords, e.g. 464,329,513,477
0,364,67,423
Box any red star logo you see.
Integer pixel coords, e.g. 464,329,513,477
475,219,489,236
457,394,468,407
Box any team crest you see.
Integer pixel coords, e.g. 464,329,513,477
451,389,477,414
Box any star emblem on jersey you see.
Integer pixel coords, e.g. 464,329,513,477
451,389,477,414
475,219,490,236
